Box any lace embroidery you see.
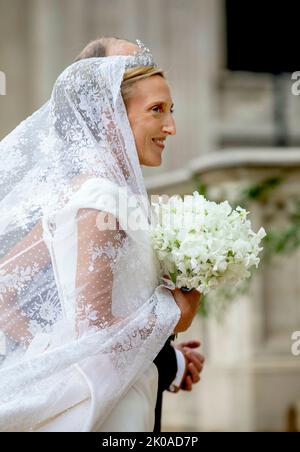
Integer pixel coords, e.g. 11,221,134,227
0,263,40,300
0,57,181,432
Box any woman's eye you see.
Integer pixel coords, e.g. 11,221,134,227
152,106,163,113
152,106,174,114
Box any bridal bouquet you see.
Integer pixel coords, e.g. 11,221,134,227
150,192,266,295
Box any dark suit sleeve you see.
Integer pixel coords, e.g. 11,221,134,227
154,337,177,391
153,337,178,432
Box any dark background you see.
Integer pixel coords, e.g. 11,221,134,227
226,0,300,74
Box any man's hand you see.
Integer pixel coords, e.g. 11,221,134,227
175,340,205,391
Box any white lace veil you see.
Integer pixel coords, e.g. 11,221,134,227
0,56,180,431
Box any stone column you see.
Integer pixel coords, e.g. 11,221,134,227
0,0,30,138
142,0,221,182
27,0,66,108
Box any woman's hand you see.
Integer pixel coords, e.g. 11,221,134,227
161,274,201,333
171,287,201,334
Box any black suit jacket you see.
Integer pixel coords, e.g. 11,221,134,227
153,337,178,432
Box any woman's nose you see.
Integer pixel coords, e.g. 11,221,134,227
162,114,176,136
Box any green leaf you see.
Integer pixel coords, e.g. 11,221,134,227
169,271,177,285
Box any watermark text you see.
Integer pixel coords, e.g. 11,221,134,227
0,71,6,95
291,331,300,356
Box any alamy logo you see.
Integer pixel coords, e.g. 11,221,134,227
0,331,6,356
291,72,300,96
0,71,6,95
291,331,300,356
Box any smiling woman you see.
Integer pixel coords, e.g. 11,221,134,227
0,38,204,433
122,68,176,167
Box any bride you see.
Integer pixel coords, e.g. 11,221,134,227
0,40,201,432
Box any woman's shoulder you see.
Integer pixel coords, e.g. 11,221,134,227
65,176,122,213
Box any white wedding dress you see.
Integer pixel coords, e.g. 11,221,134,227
29,178,176,432
35,361,158,432
0,56,180,433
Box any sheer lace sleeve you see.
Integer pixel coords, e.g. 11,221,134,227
0,221,50,345
75,208,126,335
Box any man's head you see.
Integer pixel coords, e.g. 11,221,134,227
74,37,139,60
74,37,176,167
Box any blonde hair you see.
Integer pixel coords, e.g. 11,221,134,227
121,66,165,104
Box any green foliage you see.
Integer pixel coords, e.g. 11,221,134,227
240,176,283,203
197,182,207,197
199,277,251,322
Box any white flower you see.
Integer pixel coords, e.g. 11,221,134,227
150,192,266,295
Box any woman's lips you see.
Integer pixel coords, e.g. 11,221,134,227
152,138,165,150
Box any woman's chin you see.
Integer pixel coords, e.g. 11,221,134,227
152,157,162,167
149,159,162,167
140,155,162,167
